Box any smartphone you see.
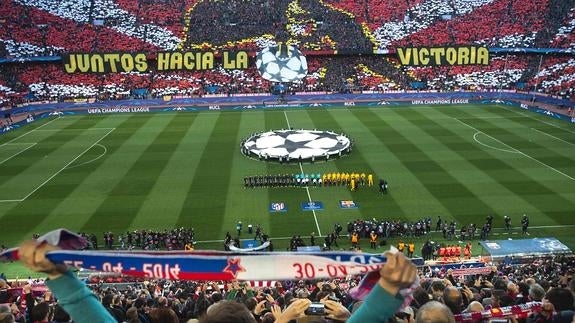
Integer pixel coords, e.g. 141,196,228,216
305,303,325,316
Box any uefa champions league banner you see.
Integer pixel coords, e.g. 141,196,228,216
3,99,572,138
9,91,574,116
3,92,573,137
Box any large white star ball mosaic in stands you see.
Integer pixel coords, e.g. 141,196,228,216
241,129,352,162
256,44,308,83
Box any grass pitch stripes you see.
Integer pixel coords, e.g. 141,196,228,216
438,108,575,225
220,112,271,238
264,110,319,238
328,109,453,219
0,116,133,242
80,115,173,232
129,113,217,230
175,112,242,239
25,115,138,237
402,108,562,225
446,108,575,182
0,117,103,196
492,105,575,137
484,107,575,170
0,116,102,180
117,114,201,230
305,109,407,222
0,106,573,252
353,108,497,219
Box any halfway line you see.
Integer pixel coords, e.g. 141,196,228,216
283,110,322,236
283,111,291,129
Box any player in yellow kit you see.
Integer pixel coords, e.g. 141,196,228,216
367,173,373,187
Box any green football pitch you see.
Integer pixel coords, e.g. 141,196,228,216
1,104,574,276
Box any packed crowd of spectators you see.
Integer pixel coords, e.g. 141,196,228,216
546,2,575,49
3,0,572,56
3,53,574,109
390,0,546,49
0,1,574,107
529,57,575,100
0,0,180,56
404,55,530,91
0,55,575,109
0,239,573,323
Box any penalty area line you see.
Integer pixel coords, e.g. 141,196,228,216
0,117,60,146
453,118,575,181
531,128,575,148
497,105,575,135
0,199,24,203
0,143,37,165
18,128,116,202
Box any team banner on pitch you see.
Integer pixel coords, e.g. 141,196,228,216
396,46,489,66
339,200,358,209
301,201,323,211
269,202,287,212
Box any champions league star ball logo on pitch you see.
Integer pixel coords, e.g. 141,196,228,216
256,44,308,83
241,129,352,163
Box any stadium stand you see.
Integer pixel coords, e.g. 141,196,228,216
0,0,574,107
529,57,575,99
0,0,574,318
390,0,546,49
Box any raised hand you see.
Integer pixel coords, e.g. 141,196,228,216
378,250,417,295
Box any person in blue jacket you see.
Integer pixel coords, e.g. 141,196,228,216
18,240,117,323
347,250,417,323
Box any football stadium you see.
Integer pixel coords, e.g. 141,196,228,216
0,0,574,322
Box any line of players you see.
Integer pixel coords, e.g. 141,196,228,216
243,172,374,189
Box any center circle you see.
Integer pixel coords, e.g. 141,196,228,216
240,129,352,162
